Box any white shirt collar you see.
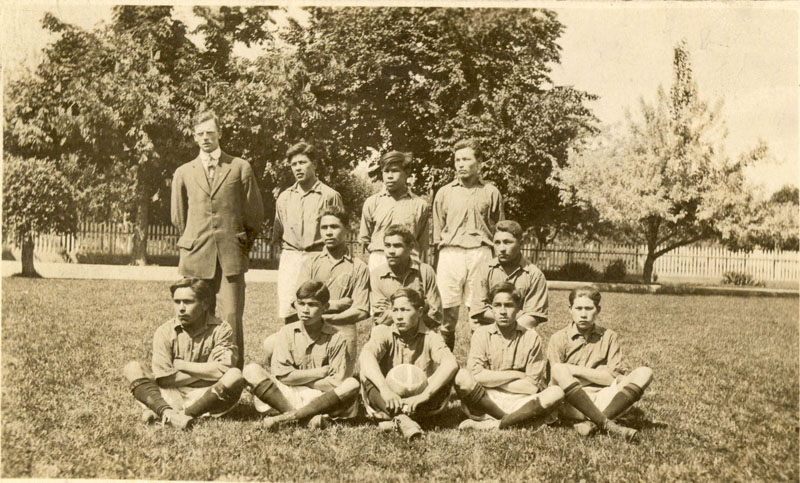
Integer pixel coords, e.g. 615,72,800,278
201,147,222,167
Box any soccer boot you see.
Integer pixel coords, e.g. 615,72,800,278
394,414,423,441
602,420,639,442
262,411,297,432
162,409,195,430
307,414,332,430
458,419,501,431
573,420,598,437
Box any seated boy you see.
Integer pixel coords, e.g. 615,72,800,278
243,281,360,430
455,282,564,430
122,278,244,429
359,288,459,440
548,286,654,441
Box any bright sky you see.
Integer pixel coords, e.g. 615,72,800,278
3,2,798,194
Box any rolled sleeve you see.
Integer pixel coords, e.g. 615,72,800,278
518,269,549,322
523,334,548,391
151,325,176,380
432,190,445,246
605,331,625,377
271,195,285,244
466,329,490,376
421,265,443,325
270,327,296,379
361,325,392,367
327,333,352,385
468,265,491,321
212,322,236,370
359,198,375,246
546,331,567,367
351,261,371,314
426,331,451,367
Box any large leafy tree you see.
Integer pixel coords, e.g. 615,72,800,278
556,41,768,283
281,7,596,243
724,185,799,252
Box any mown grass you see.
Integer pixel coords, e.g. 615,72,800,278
2,278,798,481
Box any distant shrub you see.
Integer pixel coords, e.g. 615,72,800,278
557,262,600,282
603,259,628,282
721,271,764,287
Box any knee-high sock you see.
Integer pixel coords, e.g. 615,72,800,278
252,378,294,414
294,390,342,421
184,379,244,418
130,378,171,417
563,382,607,426
602,383,644,420
458,384,506,420
499,398,548,429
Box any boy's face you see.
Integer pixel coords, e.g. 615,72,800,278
493,230,521,264
391,296,421,336
491,291,519,331
384,234,411,268
173,287,207,326
290,154,316,184
296,297,326,326
382,164,408,193
570,295,600,332
454,147,480,181
320,215,346,249
193,119,220,153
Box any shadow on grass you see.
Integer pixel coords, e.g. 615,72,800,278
10,271,42,278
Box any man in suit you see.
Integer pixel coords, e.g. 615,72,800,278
171,111,265,369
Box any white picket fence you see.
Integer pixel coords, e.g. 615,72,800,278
7,222,800,282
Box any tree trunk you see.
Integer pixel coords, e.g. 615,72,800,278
130,184,149,266
642,251,657,284
20,233,38,277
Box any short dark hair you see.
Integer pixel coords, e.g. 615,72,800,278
193,111,221,133
286,141,317,165
379,151,411,171
296,280,330,306
453,138,483,163
383,224,416,247
320,205,350,229
495,220,523,241
568,285,602,308
390,288,426,312
170,278,215,309
489,282,522,308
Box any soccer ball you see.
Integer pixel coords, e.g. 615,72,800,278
386,364,428,397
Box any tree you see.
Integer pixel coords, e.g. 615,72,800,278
724,185,799,252
281,8,596,242
556,41,768,283
2,156,79,277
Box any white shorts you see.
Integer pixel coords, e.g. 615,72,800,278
560,378,622,421
252,379,358,419
436,246,493,308
460,388,559,424
145,385,238,418
277,250,314,319
367,252,388,272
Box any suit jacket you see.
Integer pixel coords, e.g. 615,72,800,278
171,151,265,278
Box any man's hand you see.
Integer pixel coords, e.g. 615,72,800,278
373,299,390,313
380,387,403,413
402,391,431,414
209,345,230,363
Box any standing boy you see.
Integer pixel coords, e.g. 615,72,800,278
370,225,441,330
433,138,504,350
273,141,343,322
360,151,430,270
122,278,245,429
243,281,360,430
171,111,264,368
360,288,459,439
470,220,548,331
548,286,654,441
455,282,563,430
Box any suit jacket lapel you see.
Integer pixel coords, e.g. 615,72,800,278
211,152,232,197
191,156,211,196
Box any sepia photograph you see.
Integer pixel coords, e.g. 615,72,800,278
2,1,798,480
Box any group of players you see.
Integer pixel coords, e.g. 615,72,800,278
122,112,653,441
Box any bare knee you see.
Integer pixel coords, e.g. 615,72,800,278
454,368,477,393
242,363,269,386
629,366,653,390
334,377,360,399
549,363,574,387
538,386,565,409
219,367,243,388
122,361,146,382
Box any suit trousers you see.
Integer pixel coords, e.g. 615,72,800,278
209,258,246,369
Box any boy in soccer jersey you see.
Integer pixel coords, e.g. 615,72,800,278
548,286,654,441
122,278,245,429
455,282,564,430
360,151,430,270
470,220,548,331
360,288,459,439
369,225,442,330
243,281,360,430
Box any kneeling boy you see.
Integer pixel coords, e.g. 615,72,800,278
455,282,563,430
244,281,360,430
122,278,244,429
548,286,653,441
359,288,459,439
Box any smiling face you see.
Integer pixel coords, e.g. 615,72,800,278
391,296,422,336
193,119,221,154
320,214,346,250
454,147,481,183
491,291,520,331
569,295,600,332
173,287,207,326
290,154,316,184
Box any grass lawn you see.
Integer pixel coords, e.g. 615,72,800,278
2,278,798,481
